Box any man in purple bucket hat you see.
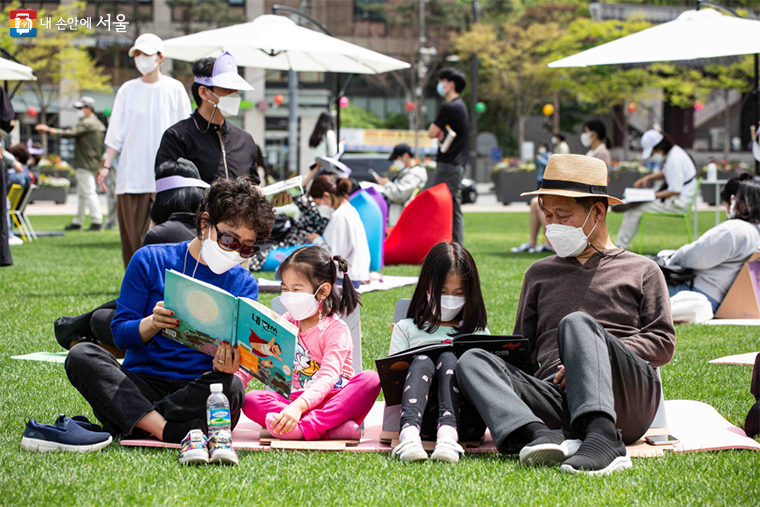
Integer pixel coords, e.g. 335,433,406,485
155,52,261,185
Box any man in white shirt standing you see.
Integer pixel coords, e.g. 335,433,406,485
616,130,698,249
97,33,192,268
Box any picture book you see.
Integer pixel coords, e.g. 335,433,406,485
375,335,534,406
261,175,303,198
162,269,298,398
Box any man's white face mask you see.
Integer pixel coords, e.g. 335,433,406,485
545,208,599,258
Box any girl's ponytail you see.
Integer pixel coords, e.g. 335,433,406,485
333,255,360,316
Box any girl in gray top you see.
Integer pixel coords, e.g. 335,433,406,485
667,180,760,311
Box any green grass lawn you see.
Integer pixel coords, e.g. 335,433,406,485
1,212,759,506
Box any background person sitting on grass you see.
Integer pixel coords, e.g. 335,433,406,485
64,177,274,453
665,180,760,313
456,155,676,475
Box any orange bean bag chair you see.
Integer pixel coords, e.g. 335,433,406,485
384,183,453,265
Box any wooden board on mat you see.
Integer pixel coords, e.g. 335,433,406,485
259,429,360,448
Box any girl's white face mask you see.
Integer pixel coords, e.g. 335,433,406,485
580,132,592,147
428,293,465,322
280,284,324,321
545,208,598,258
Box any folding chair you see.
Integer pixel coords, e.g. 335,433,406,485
638,178,702,255
14,184,37,241
7,184,32,242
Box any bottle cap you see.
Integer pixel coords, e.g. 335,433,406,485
210,383,223,393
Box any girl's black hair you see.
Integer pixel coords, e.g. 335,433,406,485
720,172,752,205
653,133,675,155
408,242,488,336
734,180,760,225
308,174,352,199
309,112,336,149
584,119,610,149
279,246,361,317
151,159,207,225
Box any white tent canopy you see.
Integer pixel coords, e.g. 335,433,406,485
549,9,760,68
162,14,410,74
0,57,36,81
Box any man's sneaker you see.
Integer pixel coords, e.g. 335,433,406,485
8,235,23,246
21,415,112,452
178,429,209,466
64,223,82,231
559,432,632,475
430,434,464,463
511,242,535,253
88,223,103,231
392,434,428,462
520,434,582,467
208,430,238,465
538,243,555,253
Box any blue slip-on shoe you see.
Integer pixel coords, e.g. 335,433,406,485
22,415,112,453
70,415,102,433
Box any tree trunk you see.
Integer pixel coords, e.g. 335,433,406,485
517,111,526,159
623,113,629,161
723,88,731,162
552,90,560,133
40,109,48,155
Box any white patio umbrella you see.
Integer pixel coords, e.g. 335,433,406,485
548,8,760,68
162,14,410,74
0,57,36,81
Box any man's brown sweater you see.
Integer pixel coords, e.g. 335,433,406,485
514,248,676,380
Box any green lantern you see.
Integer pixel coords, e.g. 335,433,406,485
475,101,486,114
104,108,112,117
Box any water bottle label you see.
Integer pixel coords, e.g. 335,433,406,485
207,408,230,428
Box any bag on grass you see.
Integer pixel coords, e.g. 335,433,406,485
670,291,714,325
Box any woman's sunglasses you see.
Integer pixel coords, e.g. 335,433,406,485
209,220,260,258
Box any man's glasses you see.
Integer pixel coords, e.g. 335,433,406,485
209,220,260,258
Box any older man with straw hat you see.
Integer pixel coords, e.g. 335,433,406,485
457,155,676,475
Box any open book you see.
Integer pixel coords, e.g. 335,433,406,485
623,187,656,204
261,175,303,198
375,335,534,406
162,269,298,398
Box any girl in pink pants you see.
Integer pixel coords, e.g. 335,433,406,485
238,246,380,441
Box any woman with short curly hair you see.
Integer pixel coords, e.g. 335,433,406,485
65,176,274,464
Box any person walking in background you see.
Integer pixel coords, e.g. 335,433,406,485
428,68,469,244
36,97,106,231
581,119,612,172
552,133,570,155
98,33,191,267
154,53,259,185
615,130,698,250
308,112,338,166
374,143,428,226
511,142,555,254
535,143,550,190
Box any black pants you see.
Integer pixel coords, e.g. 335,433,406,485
401,351,486,441
456,312,661,453
90,308,116,347
65,343,245,441
432,162,464,244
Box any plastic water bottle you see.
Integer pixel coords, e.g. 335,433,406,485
707,159,718,182
206,383,231,436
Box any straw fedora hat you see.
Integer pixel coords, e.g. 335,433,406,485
521,154,623,205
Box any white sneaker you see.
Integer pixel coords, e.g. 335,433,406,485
8,235,23,246
430,434,464,463
511,242,535,253
560,451,632,475
392,434,428,462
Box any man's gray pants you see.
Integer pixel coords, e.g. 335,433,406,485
456,312,661,452
432,162,464,244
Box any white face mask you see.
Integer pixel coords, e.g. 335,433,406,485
76,110,85,119
580,132,593,148
317,204,334,219
280,285,323,321
545,208,599,258
729,198,737,219
392,160,405,171
649,153,664,164
428,293,465,322
200,234,245,275
135,54,159,75
538,147,547,154
552,137,559,145
210,91,241,117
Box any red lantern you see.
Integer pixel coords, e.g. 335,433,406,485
406,101,416,112
339,96,349,109
273,94,284,106
694,100,704,112
627,103,637,114
27,107,37,117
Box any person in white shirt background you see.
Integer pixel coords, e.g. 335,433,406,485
308,112,338,169
97,33,192,268
373,143,428,226
616,129,698,250
306,174,370,286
